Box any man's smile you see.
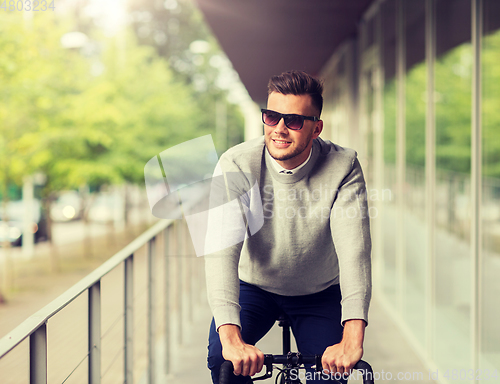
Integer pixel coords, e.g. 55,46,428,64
272,138,292,145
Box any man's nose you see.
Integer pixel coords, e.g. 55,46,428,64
274,118,288,134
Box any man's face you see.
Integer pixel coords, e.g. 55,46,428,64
264,92,323,170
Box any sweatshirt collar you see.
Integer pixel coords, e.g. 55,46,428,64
265,141,320,184
266,147,313,175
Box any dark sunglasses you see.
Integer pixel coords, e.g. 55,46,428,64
261,109,319,131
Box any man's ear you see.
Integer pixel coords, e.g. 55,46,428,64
312,120,323,139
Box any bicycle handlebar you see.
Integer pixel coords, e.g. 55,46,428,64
220,355,374,384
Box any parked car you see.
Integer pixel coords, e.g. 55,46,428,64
0,199,47,246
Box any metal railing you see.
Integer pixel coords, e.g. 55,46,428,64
0,211,206,384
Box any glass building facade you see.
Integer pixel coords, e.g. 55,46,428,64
321,0,499,381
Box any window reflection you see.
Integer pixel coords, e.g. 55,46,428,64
434,0,472,375
481,0,500,372
332,0,499,376
403,0,426,346
382,0,398,306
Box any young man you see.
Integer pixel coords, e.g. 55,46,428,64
205,71,372,383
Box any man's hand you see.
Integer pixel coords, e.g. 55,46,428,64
219,324,265,377
321,319,366,376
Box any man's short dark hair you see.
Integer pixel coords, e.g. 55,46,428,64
267,70,324,116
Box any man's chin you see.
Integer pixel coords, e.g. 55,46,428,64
265,140,300,161
268,149,296,162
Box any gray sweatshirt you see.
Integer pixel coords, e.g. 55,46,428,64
204,136,372,329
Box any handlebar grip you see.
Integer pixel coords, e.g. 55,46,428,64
219,360,234,384
353,360,375,384
219,357,374,384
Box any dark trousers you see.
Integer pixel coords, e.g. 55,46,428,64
207,281,344,383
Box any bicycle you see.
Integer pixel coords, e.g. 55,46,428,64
220,314,375,384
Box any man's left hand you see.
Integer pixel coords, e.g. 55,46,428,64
321,319,366,376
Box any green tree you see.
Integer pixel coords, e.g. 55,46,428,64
127,0,245,151
0,11,214,247
0,12,88,213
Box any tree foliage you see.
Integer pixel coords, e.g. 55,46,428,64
127,0,245,148
0,9,216,193
1,8,234,244
0,12,88,198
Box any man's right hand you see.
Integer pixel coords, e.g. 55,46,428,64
218,324,265,377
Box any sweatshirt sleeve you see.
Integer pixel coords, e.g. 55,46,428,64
203,155,248,330
205,242,243,330
329,155,372,326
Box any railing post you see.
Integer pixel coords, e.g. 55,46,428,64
196,254,204,305
190,253,198,312
184,220,193,323
124,255,134,384
148,237,156,384
89,282,101,384
29,324,47,384
164,228,171,375
176,221,183,346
